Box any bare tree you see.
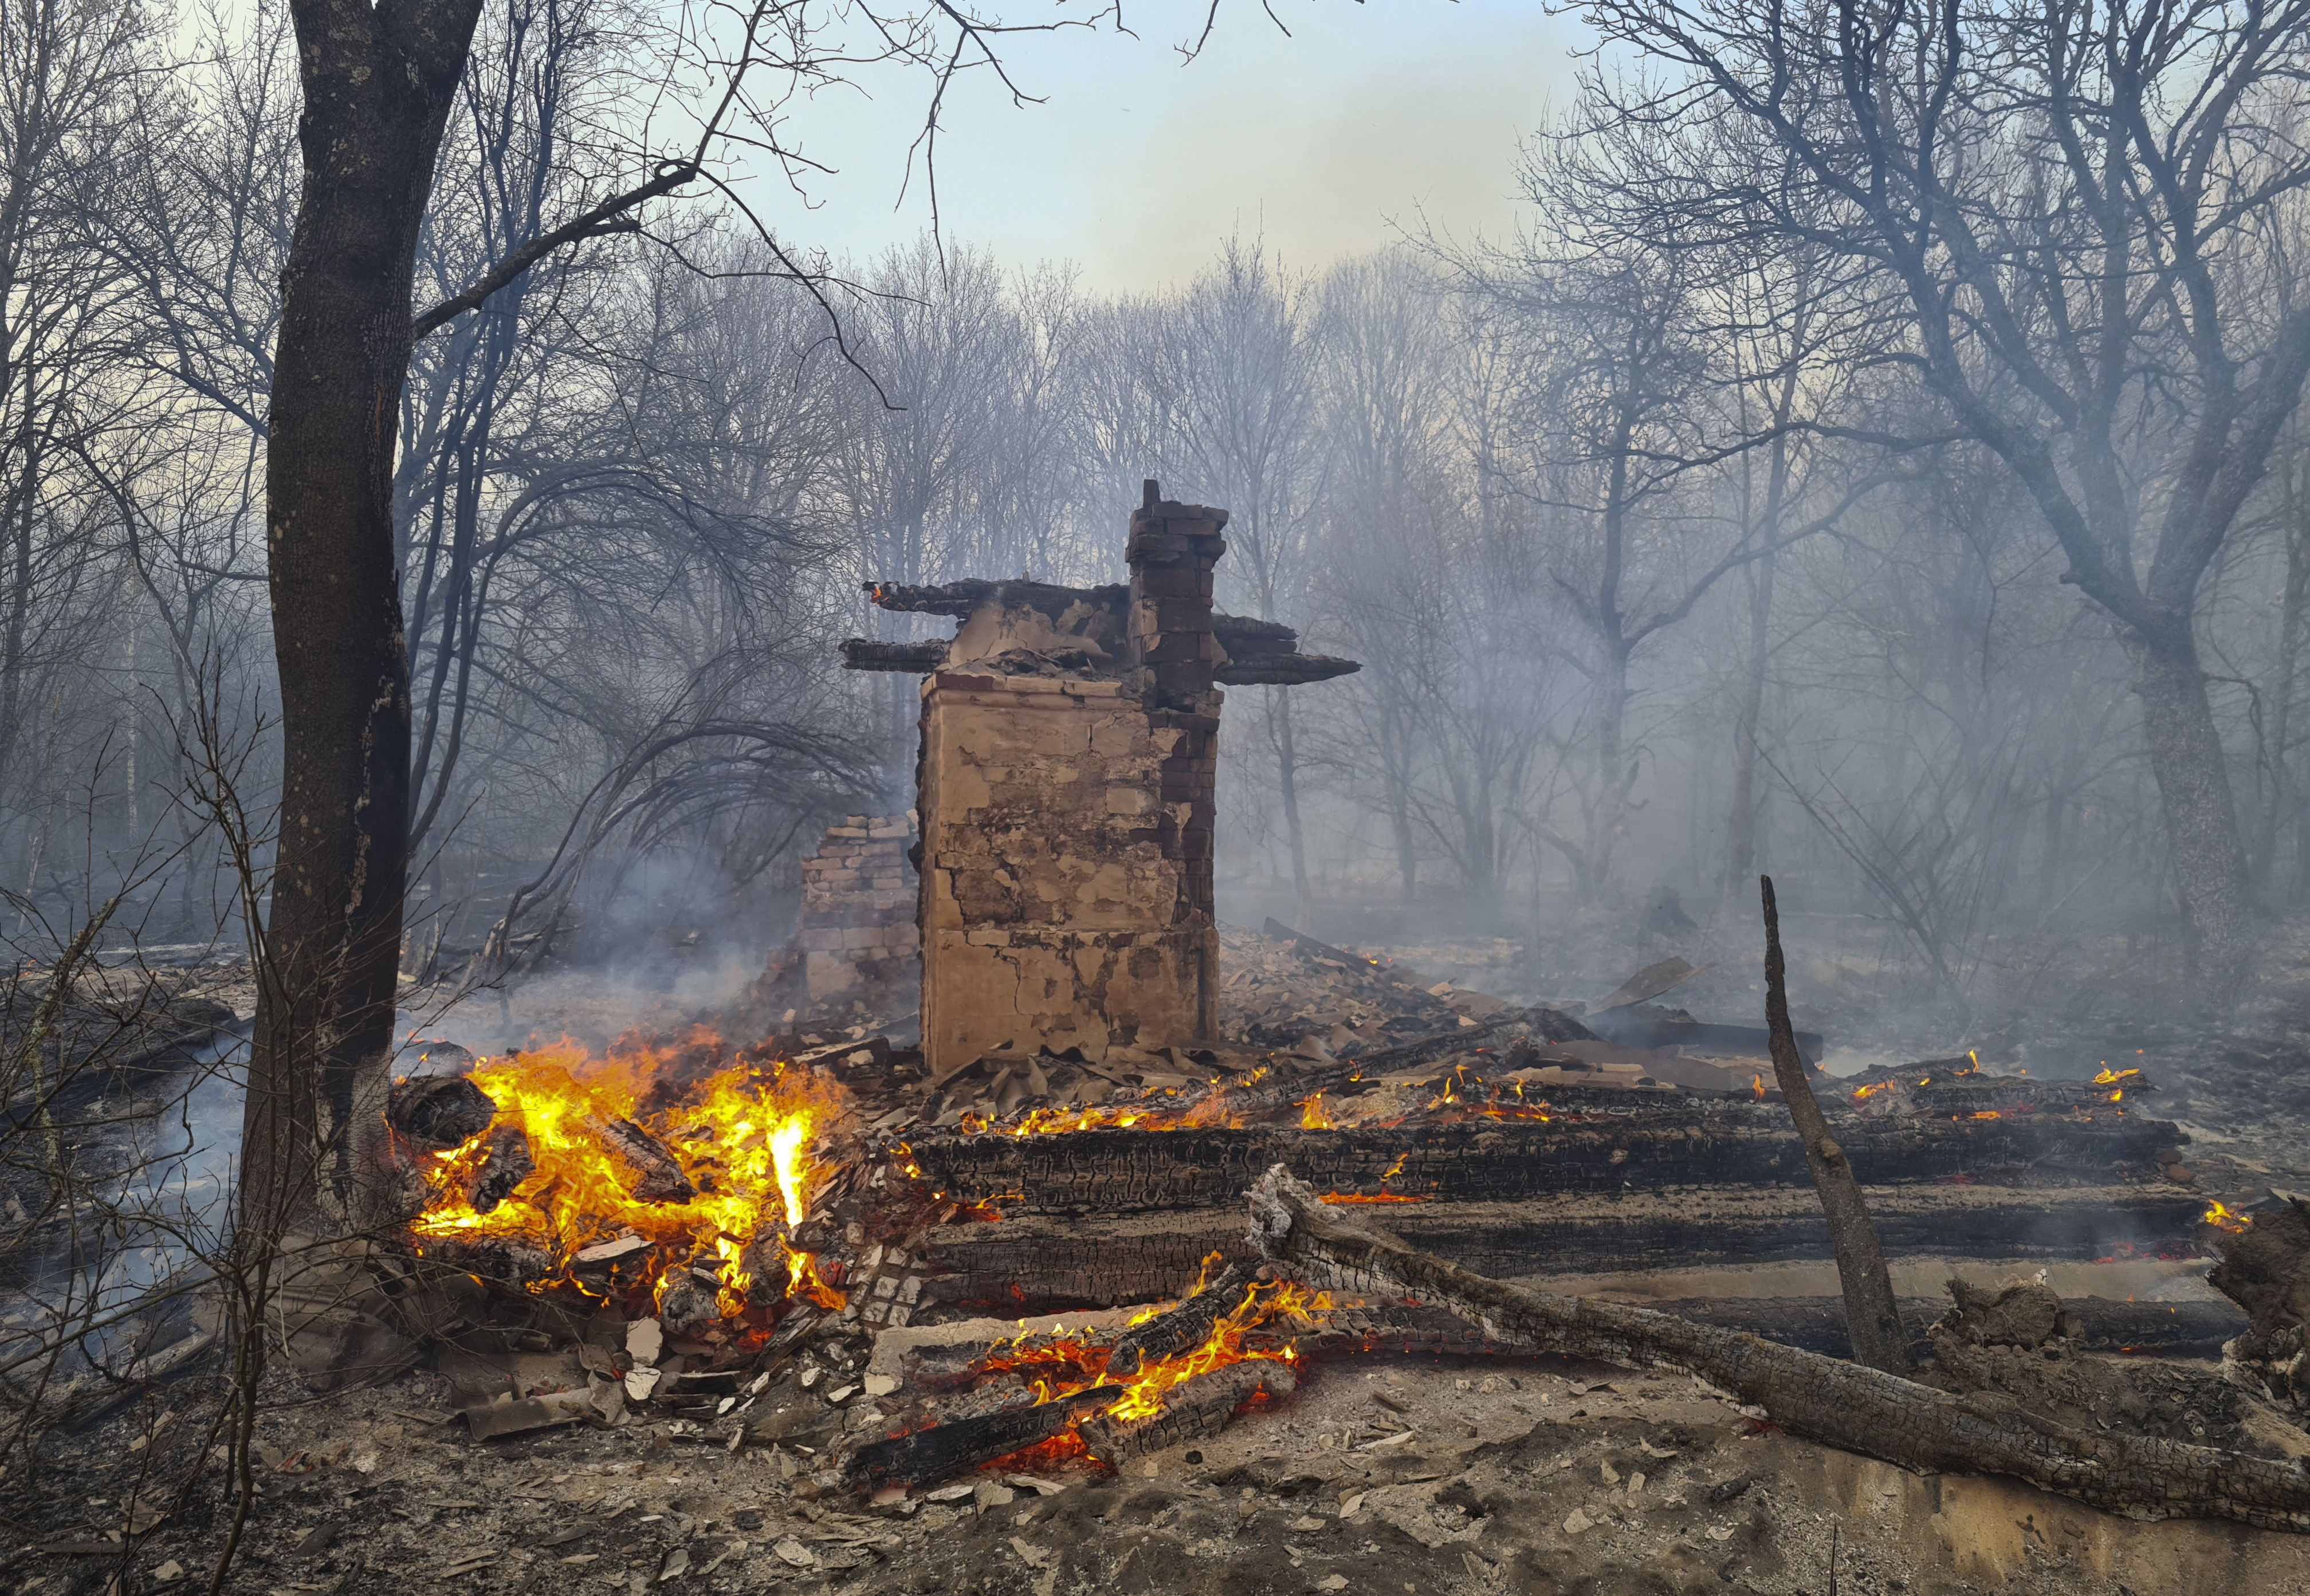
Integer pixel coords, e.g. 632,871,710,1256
1580,0,2310,971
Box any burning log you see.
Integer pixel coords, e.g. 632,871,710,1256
847,1385,1124,1489
586,1111,696,1204
463,1124,535,1214
1106,1264,1250,1378
1078,1360,1295,1463
1247,1165,2310,1532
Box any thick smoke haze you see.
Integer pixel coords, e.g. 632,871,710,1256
9,0,2310,1052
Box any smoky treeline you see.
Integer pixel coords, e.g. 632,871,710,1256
12,0,2310,1016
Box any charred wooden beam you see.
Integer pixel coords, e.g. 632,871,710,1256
1247,1166,2310,1532
840,638,949,673
1216,654,1360,686
915,1187,2208,1314
907,1107,2183,1215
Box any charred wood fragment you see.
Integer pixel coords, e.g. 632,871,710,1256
2209,1196,2310,1408
845,1385,1122,1489
1247,1165,2310,1531
1761,876,1908,1374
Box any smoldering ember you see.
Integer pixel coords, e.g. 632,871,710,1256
29,5,2310,1594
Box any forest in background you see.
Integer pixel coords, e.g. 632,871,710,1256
13,0,2310,1027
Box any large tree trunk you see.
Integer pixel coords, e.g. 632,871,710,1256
2131,629,2253,976
245,0,481,1234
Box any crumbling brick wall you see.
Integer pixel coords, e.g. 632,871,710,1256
798,813,918,1004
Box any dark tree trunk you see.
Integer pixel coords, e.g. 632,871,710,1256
245,0,483,1233
1267,687,1310,899
2131,630,2253,974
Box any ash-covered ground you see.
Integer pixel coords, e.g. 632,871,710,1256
15,914,2310,1594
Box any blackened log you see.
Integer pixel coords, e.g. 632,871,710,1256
906,1108,2183,1215
464,1124,535,1213
1105,1265,1250,1378
1077,1362,1295,1463
586,1112,695,1204
1247,1166,2310,1532
845,1385,1123,1488
1761,876,1908,1374
389,1072,497,1149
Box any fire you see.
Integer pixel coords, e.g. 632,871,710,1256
406,1031,849,1317
2203,1200,2252,1234
1752,1074,1766,1099
1300,1091,1337,1130
2092,1066,2140,1086
1967,1110,2003,1120
1318,1191,1424,1204
1851,1079,1898,1102
981,1270,1333,1433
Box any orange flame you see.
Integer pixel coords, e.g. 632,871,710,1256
406,1030,847,1316
983,1275,1334,1433
1299,1091,1337,1130
2204,1201,2251,1234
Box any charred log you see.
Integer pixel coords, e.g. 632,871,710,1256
1105,1265,1249,1378
1248,1165,2310,1531
845,1385,1122,1489
388,1072,497,1149
1078,1361,1295,1463
463,1124,534,1213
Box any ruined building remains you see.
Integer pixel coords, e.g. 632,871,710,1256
795,814,920,1003
843,483,1357,1077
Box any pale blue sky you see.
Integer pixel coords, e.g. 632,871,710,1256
737,0,1581,289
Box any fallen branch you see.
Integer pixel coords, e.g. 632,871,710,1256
1246,1165,2310,1531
